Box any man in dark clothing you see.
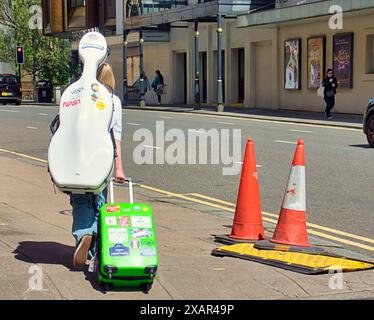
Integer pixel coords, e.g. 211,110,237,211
322,69,338,119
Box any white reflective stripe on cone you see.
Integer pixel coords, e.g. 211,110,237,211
282,165,306,212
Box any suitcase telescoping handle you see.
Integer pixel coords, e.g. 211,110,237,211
108,177,134,204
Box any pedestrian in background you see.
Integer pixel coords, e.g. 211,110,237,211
151,70,164,105
322,68,338,119
134,72,151,94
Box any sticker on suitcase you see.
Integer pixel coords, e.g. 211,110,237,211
140,247,157,257
118,216,130,227
109,244,130,257
105,216,117,226
106,205,121,213
131,216,152,228
141,239,155,247
130,228,153,239
108,228,128,243
133,206,141,212
130,239,141,250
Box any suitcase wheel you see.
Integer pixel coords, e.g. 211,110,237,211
99,282,112,292
141,283,153,294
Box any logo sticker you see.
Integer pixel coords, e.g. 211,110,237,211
142,207,149,212
130,239,141,250
109,244,129,257
106,206,120,213
140,247,156,257
105,216,117,226
71,87,83,96
108,228,128,243
131,216,152,229
123,208,131,213
91,84,100,92
63,99,81,108
82,43,104,51
141,239,155,247
130,228,153,239
119,216,130,227
133,206,141,212
88,33,99,40
96,101,106,110
91,94,99,102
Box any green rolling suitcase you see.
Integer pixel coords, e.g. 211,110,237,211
97,178,158,292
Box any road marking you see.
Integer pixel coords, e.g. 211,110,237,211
218,122,235,125
1,148,374,253
291,129,312,133
234,161,263,168
275,140,297,145
0,110,20,113
14,105,57,110
160,116,173,119
188,129,209,134
0,148,48,164
125,109,361,132
127,123,141,126
37,113,49,116
143,145,161,149
189,193,374,246
26,127,38,130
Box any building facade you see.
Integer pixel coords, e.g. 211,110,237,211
42,0,125,99
42,0,374,114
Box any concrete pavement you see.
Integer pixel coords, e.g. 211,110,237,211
124,105,364,129
1,154,374,300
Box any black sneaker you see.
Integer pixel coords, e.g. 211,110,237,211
73,235,92,268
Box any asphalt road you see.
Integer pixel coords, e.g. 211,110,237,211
1,104,373,257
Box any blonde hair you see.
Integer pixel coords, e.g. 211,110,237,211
98,63,116,93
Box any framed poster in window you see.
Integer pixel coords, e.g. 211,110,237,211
307,36,326,89
333,33,354,88
284,38,301,90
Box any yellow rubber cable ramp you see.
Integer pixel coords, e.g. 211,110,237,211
211,244,374,275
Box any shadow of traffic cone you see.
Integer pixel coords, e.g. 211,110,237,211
215,139,265,244
270,139,310,247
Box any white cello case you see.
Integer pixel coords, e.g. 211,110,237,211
48,32,114,194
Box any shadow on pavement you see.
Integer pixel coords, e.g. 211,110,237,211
349,144,371,149
13,241,76,271
13,241,149,294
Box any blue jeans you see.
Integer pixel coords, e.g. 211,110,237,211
70,188,107,258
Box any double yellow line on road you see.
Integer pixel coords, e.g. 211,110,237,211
1,148,374,253
139,186,374,253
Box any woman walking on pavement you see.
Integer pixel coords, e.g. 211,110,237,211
322,68,338,119
151,70,164,105
70,63,126,268
134,71,151,94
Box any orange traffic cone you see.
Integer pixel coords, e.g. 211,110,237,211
229,139,265,241
271,139,310,247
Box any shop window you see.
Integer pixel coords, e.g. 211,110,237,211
44,0,51,27
105,0,116,20
366,35,374,74
67,0,85,20
127,56,140,87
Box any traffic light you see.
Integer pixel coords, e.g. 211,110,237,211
16,46,24,64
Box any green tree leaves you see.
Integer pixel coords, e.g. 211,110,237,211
0,0,72,85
